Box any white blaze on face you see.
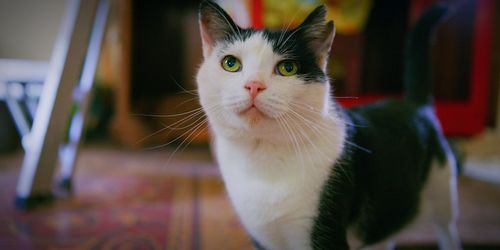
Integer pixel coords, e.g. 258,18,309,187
196,32,330,141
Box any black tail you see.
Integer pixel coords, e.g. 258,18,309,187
403,5,448,106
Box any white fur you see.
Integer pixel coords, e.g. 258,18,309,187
196,32,460,250
197,32,346,250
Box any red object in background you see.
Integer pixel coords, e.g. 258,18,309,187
250,0,494,136
251,0,264,29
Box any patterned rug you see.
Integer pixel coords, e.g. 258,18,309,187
0,145,499,250
0,146,252,250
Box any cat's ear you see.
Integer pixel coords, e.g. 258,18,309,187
298,6,336,71
199,0,240,58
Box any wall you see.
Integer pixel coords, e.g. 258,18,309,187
0,0,66,60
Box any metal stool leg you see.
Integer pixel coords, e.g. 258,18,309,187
15,0,101,208
58,0,110,192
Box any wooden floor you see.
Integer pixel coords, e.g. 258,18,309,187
0,144,499,249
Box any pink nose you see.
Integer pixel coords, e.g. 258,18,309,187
244,81,267,99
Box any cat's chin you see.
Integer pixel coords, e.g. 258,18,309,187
238,105,271,126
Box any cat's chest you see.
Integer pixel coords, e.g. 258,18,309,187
216,138,330,202
215,137,335,249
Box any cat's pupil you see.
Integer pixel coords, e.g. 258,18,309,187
227,57,236,67
283,62,294,72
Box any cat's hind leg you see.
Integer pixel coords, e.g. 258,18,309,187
360,240,396,250
347,230,396,250
433,220,461,250
423,153,462,250
431,165,461,250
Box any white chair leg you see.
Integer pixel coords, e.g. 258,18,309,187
5,97,31,145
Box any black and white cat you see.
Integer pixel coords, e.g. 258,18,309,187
196,1,460,249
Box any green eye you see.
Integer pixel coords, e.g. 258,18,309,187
221,55,241,72
276,60,299,76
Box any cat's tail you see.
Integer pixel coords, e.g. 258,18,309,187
403,5,448,106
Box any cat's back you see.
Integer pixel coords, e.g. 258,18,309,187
341,99,448,243
344,99,446,191
346,99,444,165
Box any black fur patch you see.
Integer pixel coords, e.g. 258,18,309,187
200,0,328,83
311,101,449,248
199,1,254,46
262,30,327,83
311,5,451,248
215,27,328,83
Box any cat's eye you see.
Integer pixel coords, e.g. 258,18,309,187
221,55,242,72
276,60,299,76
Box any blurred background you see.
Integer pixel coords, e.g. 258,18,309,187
0,0,499,249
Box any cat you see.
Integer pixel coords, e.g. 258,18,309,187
196,1,461,249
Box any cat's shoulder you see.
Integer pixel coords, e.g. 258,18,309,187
347,99,420,119
343,99,435,130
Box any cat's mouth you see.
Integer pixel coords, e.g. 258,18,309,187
239,104,267,122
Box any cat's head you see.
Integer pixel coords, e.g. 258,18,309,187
196,1,336,141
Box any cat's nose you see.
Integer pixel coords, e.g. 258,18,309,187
244,81,267,100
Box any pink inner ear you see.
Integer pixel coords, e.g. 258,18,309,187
200,21,215,55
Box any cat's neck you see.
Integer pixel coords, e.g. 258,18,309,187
214,107,347,176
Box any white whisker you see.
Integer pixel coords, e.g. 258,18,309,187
163,119,209,168
142,115,206,152
167,113,206,131
277,114,306,170
332,96,359,99
282,113,316,183
132,107,204,118
278,26,304,53
277,7,302,47
169,75,198,96
344,141,372,154
134,123,170,146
